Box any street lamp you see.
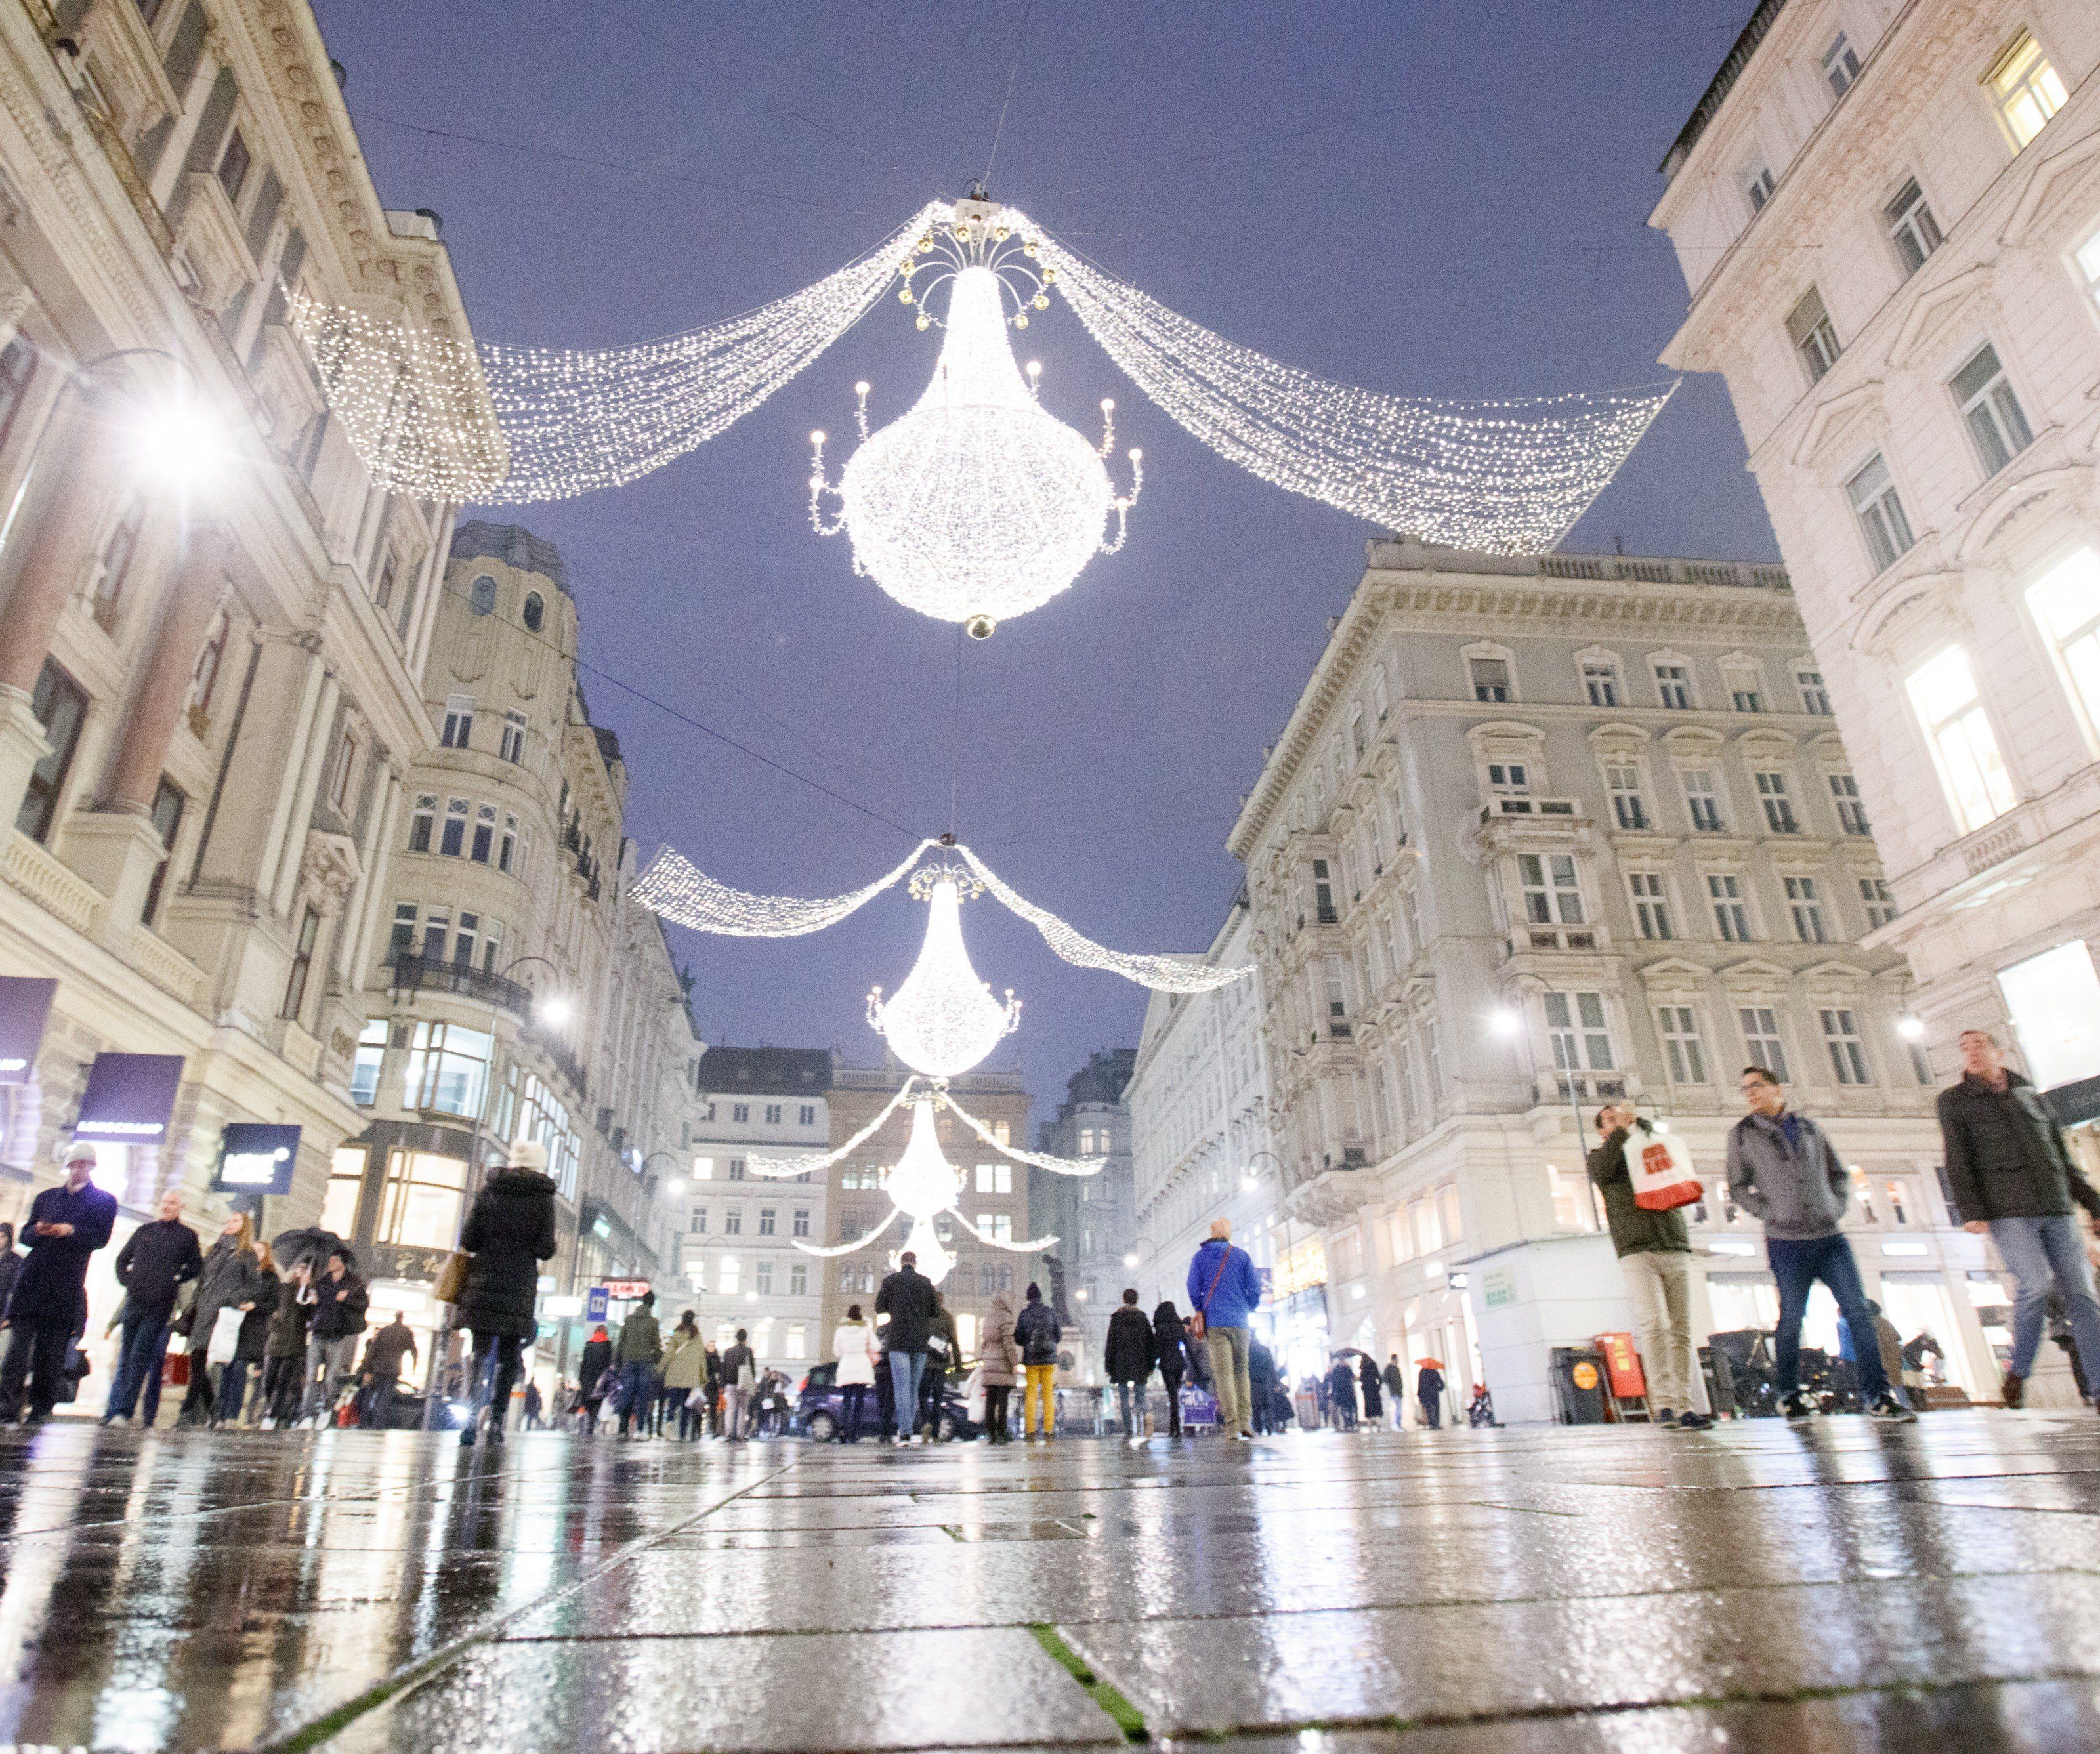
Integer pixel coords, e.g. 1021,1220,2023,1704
1241,1149,1282,1196
1897,1016,1926,1042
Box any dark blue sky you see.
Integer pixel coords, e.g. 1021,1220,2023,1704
311,1,1776,1122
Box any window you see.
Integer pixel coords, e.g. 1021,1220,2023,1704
731,1102,749,1124
1906,647,2016,831
499,812,519,874
316,1145,366,1238
1786,286,1842,383
89,493,146,623
419,908,449,963
723,1207,742,1236
438,797,469,856
1742,157,1776,214
468,574,497,616
1707,873,1752,941
791,1208,810,1238
1544,992,1614,1083
0,336,37,457
692,1154,714,1179
403,1020,491,1119
499,711,526,764
2026,547,2100,740
690,1207,707,1234
1820,31,1861,98
2081,229,2100,320
1324,956,1349,1033
764,1103,782,1125
757,1207,776,1237
1740,1007,1791,1082
387,903,417,964
188,606,230,722
1517,854,1584,926
1820,1007,1870,1085
1952,343,2032,476
1755,770,1798,834
1653,661,1692,710
1883,178,1942,276
1605,761,1648,831
1986,30,2065,149
1860,876,1897,928
452,910,479,971
142,777,184,923
755,1260,773,1295
1785,875,1828,943
376,1148,467,1249
1847,453,1914,573
1486,762,1530,805
440,695,473,749
216,128,251,201
1582,657,1620,707
799,1104,816,1126
789,1267,808,1300
1657,1006,1710,1084
728,1158,746,1180
327,728,356,813
1828,772,1870,835
350,1017,387,1106
1469,656,1511,703
975,1161,1012,1194
522,591,545,633
1681,768,1725,833
408,794,436,853
16,659,87,844
373,549,399,615
718,1256,740,1296
981,1213,1013,1243
1628,872,1673,940
1796,667,1832,715
471,803,495,864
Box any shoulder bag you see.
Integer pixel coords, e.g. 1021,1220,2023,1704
1189,1247,1233,1342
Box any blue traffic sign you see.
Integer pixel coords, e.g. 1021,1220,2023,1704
585,1286,609,1322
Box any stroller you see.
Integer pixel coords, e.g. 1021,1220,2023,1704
1466,1384,1498,1427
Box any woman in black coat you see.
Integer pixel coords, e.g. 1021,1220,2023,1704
218,1249,280,1426
1152,1301,1190,1438
453,1142,558,1446
1358,1352,1383,1423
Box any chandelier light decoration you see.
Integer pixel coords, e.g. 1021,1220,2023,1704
293,196,1673,575
866,867,1022,1078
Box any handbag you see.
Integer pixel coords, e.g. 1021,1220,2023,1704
1190,1245,1234,1341
433,1250,469,1305
205,1305,245,1366
1628,1120,1703,1211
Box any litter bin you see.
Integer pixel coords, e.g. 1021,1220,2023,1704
1550,1346,1609,1425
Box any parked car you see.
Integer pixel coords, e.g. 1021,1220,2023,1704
795,1360,979,1441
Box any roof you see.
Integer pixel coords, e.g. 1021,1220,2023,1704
450,521,572,595
1660,0,1788,180
1059,1047,1137,1117
697,1046,835,1097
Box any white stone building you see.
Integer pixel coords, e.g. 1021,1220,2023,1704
1029,1047,1135,1381
1649,2,2100,1117
1225,539,2004,1423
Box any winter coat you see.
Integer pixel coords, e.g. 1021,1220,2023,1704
364,1318,418,1379
832,1319,881,1387
7,1180,117,1328
114,1218,203,1312
453,1167,558,1339
1152,1303,1190,1380
616,1310,662,1365
1725,1109,1849,1241
234,1270,280,1364
1417,1365,1445,1404
977,1296,1020,1387
305,1268,369,1341
1358,1354,1383,1415
721,1342,755,1390
186,1234,266,1353
1587,1125,1692,1257
1327,1361,1356,1409
1382,1360,1404,1397
578,1337,613,1398
925,1308,961,1379
662,1329,706,1391
265,1282,310,1360
1104,1305,1157,1383
1939,1070,2100,1224
874,1264,938,1352
1013,1295,1061,1366
1186,1237,1262,1329
1874,1313,1905,1394
0,1247,19,1316
1248,1339,1277,1392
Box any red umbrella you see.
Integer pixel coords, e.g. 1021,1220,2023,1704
1415,1358,1445,1369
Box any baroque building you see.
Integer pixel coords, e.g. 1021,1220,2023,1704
1028,1045,1135,1379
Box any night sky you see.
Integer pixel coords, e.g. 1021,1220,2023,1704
309,1,1779,1123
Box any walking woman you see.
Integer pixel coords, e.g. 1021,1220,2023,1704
830,1303,879,1442
1152,1301,1192,1438
261,1257,310,1427
453,1140,558,1447
219,1241,280,1426
662,1310,705,1440
180,1213,266,1427
979,1289,1020,1442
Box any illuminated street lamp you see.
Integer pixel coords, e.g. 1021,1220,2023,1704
1897,1016,1926,1041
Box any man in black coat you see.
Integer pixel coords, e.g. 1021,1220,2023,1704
105,1185,202,1425
1,1142,119,1423
874,1251,937,1445
1248,1338,1278,1434
0,1223,20,1318
1104,1289,1156,1444
299,1250,369,1424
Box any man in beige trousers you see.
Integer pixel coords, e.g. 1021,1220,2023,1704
1587,1102,1711,1430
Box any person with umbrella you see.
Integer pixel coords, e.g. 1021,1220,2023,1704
261,1255,311,1427
0,1142,117,1425
1416,1357,1446,1430
299,1247,368,1425
453,1140,558,1446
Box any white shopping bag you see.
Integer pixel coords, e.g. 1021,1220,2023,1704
205,1305,245,1366
1628,1120,1702,1211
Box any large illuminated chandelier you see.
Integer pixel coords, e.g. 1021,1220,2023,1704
866,867,1021,1077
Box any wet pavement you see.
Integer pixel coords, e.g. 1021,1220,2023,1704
0,1413,2095,1751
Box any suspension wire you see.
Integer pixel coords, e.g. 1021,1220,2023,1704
949,623,965,837
982,0,1033,190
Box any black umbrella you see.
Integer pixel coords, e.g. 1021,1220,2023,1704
272,1227,353,1270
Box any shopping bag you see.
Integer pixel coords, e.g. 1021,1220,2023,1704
1628,1121,1703,1211
433,1251,469,1305
206,1305,245,1366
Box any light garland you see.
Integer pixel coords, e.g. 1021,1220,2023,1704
746,1077,920,1179
868,868,1021,1079
942,1085,1105,1177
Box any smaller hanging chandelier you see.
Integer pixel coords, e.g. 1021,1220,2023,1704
886,1096,964,1285
867,866,1020,1079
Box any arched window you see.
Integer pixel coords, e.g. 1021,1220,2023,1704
522,591,545,632
468,574,496,616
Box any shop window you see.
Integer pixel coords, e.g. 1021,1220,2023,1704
376,1148,468,1249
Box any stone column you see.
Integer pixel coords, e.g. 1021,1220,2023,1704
269,669,339,917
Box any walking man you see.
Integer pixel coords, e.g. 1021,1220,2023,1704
718,1327,755,1441
1104,1288,1156,1445
1014,1282,1060,1438
1381,1354,1406,1430
361,1311,419,1426
875,1250,937,1445
299,1249,368,1425
1587,1101,1711,1430
1726,1065,1915,1422
104,1186,201,1425
614,1291,662,1438
1939,1028,2100,1409
1187,1218,1262,1441
0,1142,118,1425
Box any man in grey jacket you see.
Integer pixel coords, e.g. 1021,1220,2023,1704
1725,1064,1914,1423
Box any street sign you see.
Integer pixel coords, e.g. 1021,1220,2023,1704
585,1286,609,1322
604,1279,652,1299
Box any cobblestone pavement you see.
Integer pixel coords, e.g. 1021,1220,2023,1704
0,1411,2096,1751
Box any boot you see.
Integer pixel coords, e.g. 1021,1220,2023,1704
2001,1371,2025,1409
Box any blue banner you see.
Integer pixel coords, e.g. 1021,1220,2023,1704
75,1053,184,1143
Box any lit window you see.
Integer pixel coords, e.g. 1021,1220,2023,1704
1469,656,1511,702
1707,873,1752,942
1785,875,1828,943
1796,667,1832,715
1653,661,1692,709
1906,647,2017,831
1820,1008,1870,1085
1828,772,1870,835
786,1322,807,1359
1986,30,2065,150
1629,872,1673,940
377,1148,468,1249
1755,770,1799,834
1657,1006,1710,1084
350,1018,388,1106
981,1213,1013,1243
402,1020,490,1119
1605,762,1648,831
1786,286,1842,383
1681,768,1725,832
1741,157,1776,214
1581,657,1620,707
692,1155,713,1180
1846,453,1915,573
975,1162,1012,1194
1859,877,1897,929
1821,31,1861,98
2028,548,2100,743
1951,343,2032,476
1739,1007,1791,1083
1883,178,1942,276
718,1256,740,1295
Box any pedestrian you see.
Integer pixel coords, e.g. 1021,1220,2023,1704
831,1302,881,1442
452,1142,558,1446
0,1142,117,1425
1013,1280,1061,1440
1416,1360,1445,1429
662,1310,705,1440
219,1241,280,1427
1727,1064,1915,1422
923,1289,961,1440
178,1212,267,1427
1184,1318,1211,1390
261,1257,312,1427
522,1380,542,1429
1151,1300,1191,1438
1326,1355,1358,1431
299,1249,369,1425
1104,1288,1156,1446
0,1222,20,1314
1358,1352,1383,1427
701,1342,723,1438
104,1185,201,1426
1587,1100,1712,1430
1186,1217,1263,1441
1868,1301,1908,1412
1272,1379,1295,1432
978,1291,1020,1442
719,1326,755,1441
1248,1336,1278,1434
613,1290,662,1439
1381,1354,1405,1430
359,1311,418,1427
1938,1028,2100,1411
577,1325,612,1433
875,1249,938,1446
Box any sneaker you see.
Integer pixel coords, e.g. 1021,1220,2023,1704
1781,1393,1814,1422
2001,1371,2025,1410
258,1417,276,1431
1870,1393,1919,1424
1232,1430,1254,1442
1653,1408,1679,1429
1127,1434,1146,1448
1673,1410,1715,1432
459,1427,476,1448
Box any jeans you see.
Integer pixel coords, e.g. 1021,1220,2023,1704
839,1382,869,1441
616,1362,658,1436
1158,1368,1183,1436
1768,1232,1890,1402
0,1321,72,1419
1205,1325,1253,1434
888,1350,927,1436
1022,1362,1055,1434
1620,1248,1699,1415
217,1358,251,1424
106,1303,173,1421
721,1384,750,1440
1992,1212,2100,1384
1116,1379,1146,1436
262,1354,302,1424
471,1333,525,1432
303,1334,359,1419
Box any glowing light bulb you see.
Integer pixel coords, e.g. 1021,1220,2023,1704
866,871,1020,1078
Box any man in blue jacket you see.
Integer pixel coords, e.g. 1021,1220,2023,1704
1,1141,119,1424
1187,1219,1263,1440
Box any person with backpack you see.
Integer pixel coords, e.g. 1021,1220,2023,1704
719,1327,756,1442
1186,1218,1263,1441
1013,1282,1061,1439
922,1289,961,1440
299,1249,368,1425
1152,1300,1192,1438
875,1251,938,1445
1104,1288,1156,1445
1587,1100,1710,1430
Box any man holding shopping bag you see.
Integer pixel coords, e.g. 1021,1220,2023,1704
1588,1102,1710,1430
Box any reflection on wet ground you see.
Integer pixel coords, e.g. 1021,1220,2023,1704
0,1411,2093,1750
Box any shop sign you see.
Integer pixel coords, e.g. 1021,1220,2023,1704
1274,1235,1328,1298
214,1123,301,1196
0,977,54,1082
542,1294,583,1319
604,1279,652,1299
74,1053,184,1142
1481,1266,1517,1310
